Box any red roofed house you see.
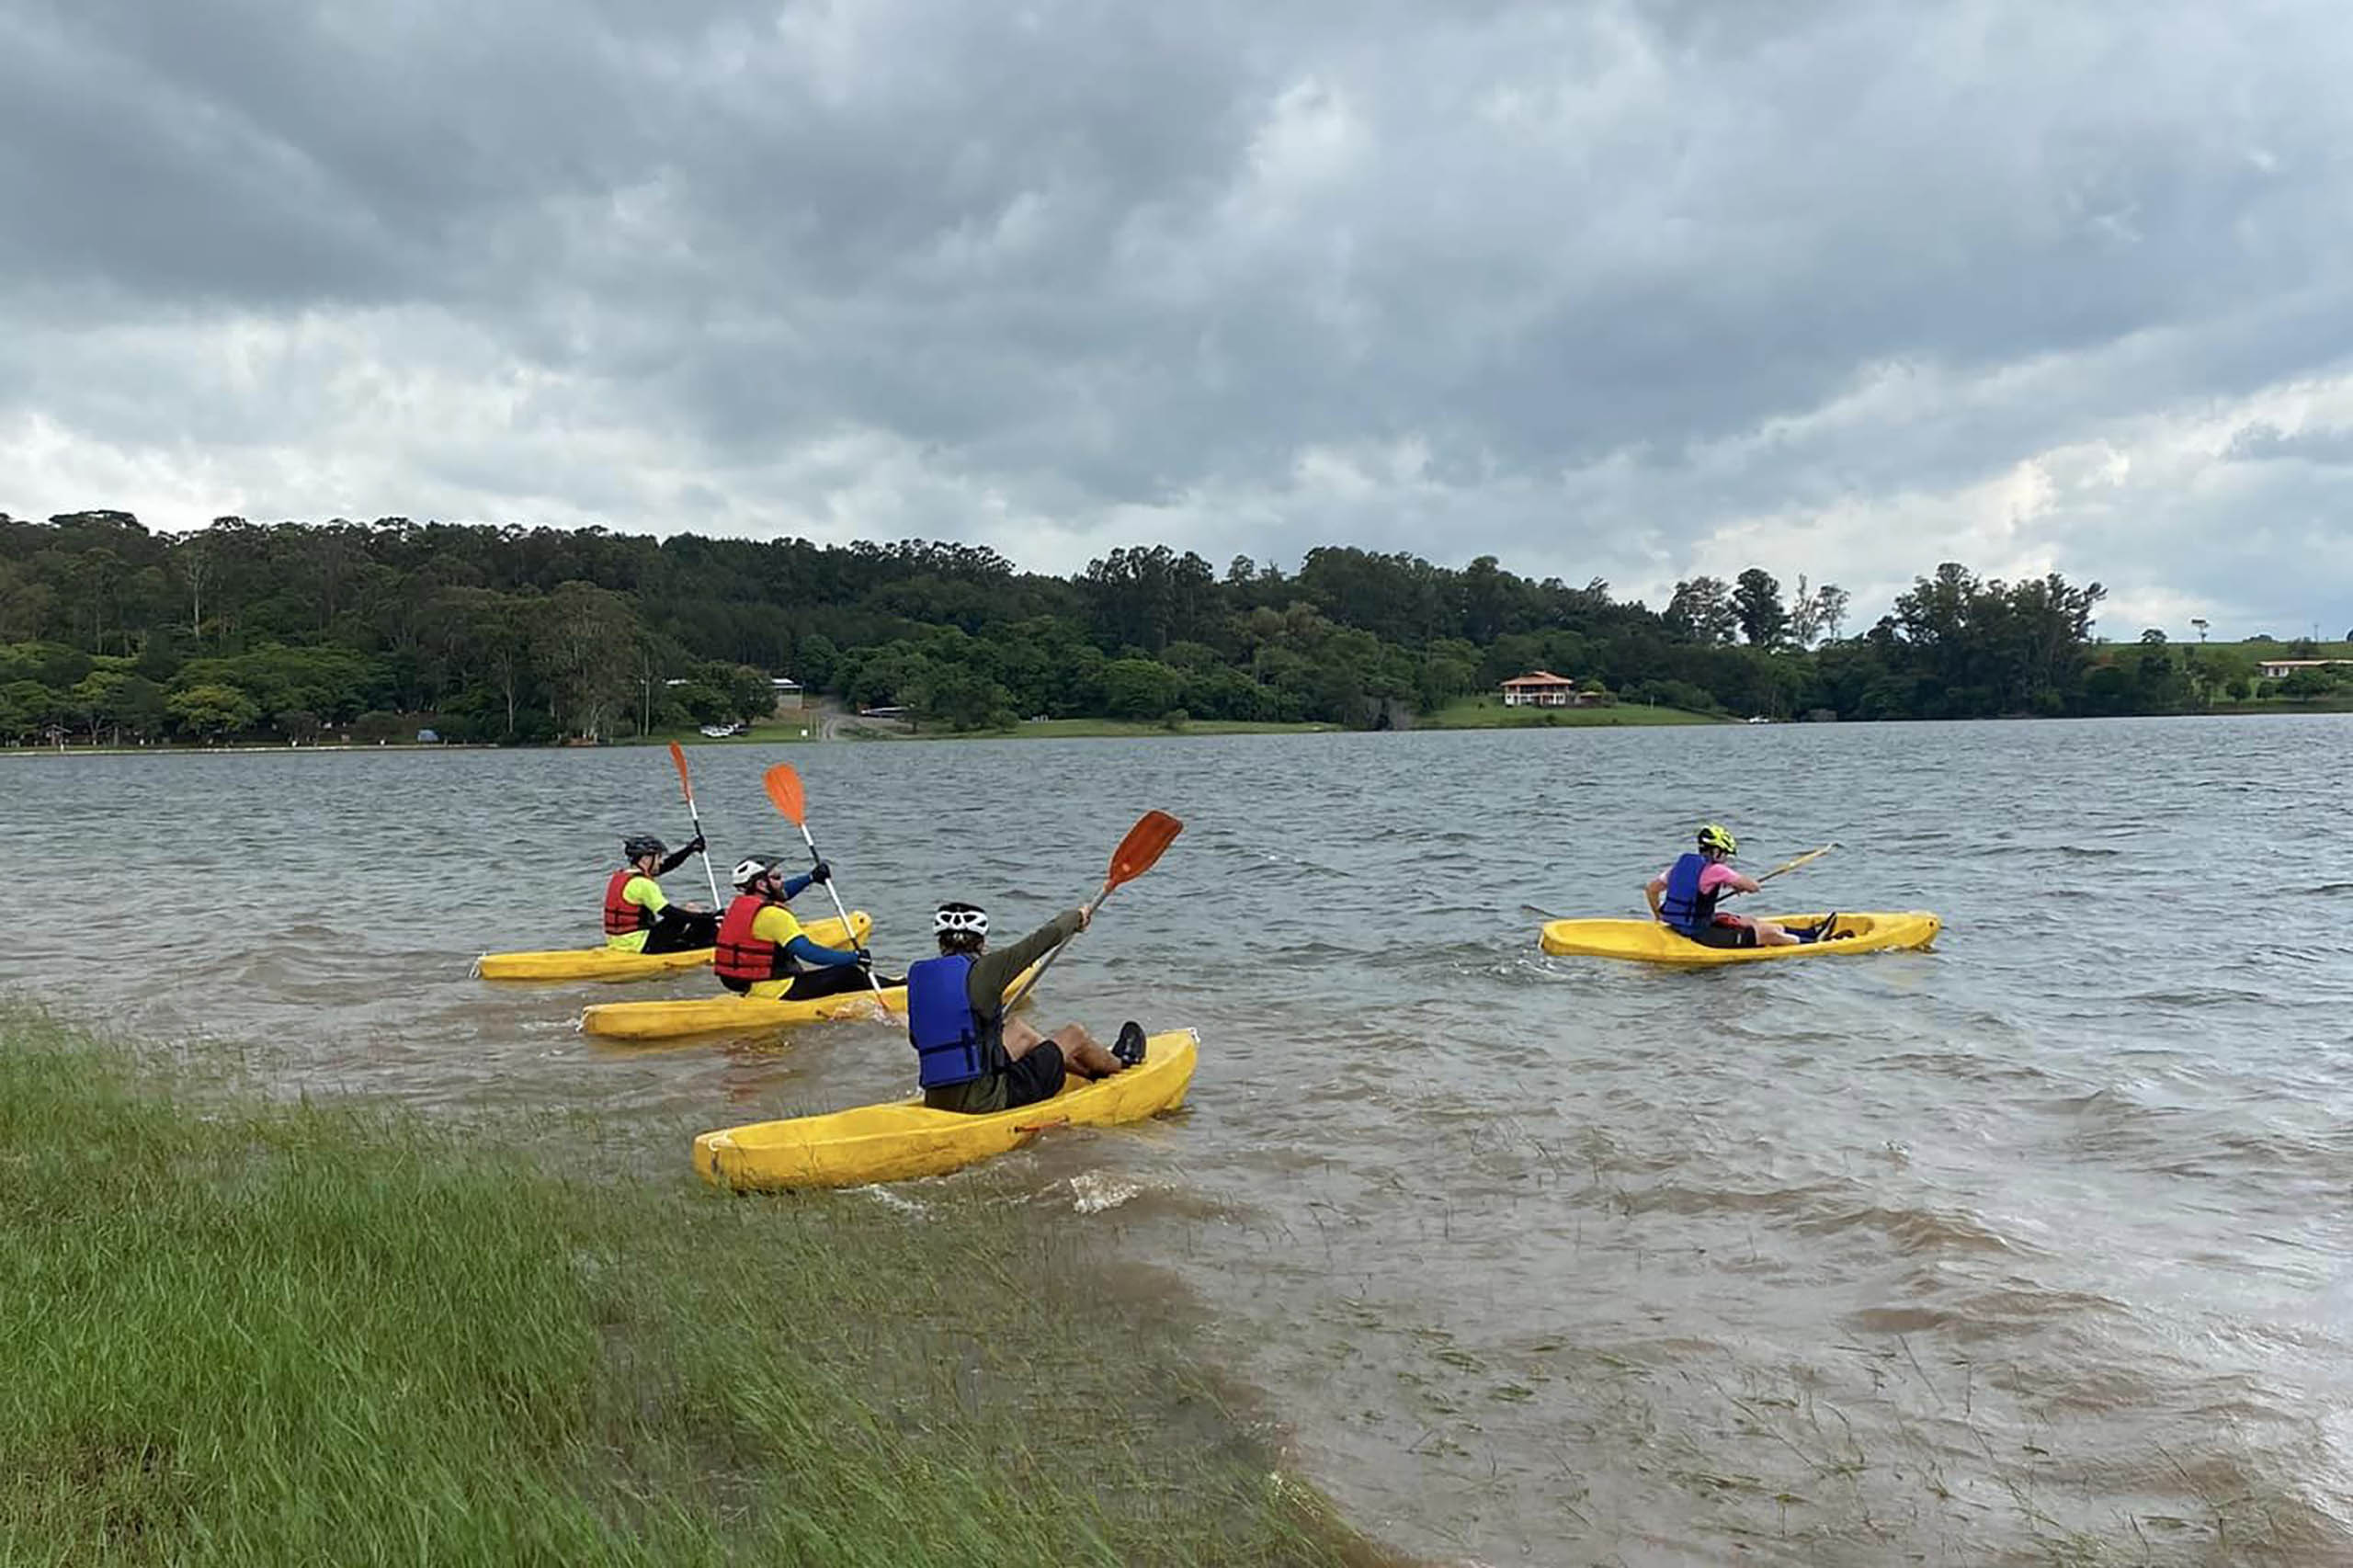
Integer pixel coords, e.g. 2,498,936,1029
1500,670,1590,708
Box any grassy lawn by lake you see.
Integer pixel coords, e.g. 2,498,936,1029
2203,696,2353,716
862,708,1711,741
2201,637,2353,659
1417,697,1723,729
994,718,1341,739
0,1006,1392,1567
807,717,1344,741
621,716,822,745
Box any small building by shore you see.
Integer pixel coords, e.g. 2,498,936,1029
1499,670,1594,708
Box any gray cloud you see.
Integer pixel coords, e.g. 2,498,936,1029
2225,422,2353,466
5,0,2352,634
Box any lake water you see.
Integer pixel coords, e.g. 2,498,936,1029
6,717,2350,1566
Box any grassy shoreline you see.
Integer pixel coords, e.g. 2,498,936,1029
1416,697,1722,728
0,1004,1395,1566
17,699,2350,760
2201,696,2353,716
926,717,1343,740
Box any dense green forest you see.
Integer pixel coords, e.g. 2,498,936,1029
0,510,2337,745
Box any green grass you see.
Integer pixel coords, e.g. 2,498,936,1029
2206,695,2353,715
621,718,822,746
993,718,1341,739
1416,696,1722,729
0,1005,1395,1568
626,716,1339,744
2201,636,2353,658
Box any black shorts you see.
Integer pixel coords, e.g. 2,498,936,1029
923,1043,1066,1114
643,908,719,954
999,1042,1067,1108
1688,918,1758,949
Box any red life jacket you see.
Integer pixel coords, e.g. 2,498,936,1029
714,893,797,986
603,869,653,937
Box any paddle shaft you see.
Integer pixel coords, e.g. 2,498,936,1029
791,822,887,1000
1001,878,1114,1013
1754,843,1836,885
667,745,723,907
684,795,722,906
1532,845,1836,926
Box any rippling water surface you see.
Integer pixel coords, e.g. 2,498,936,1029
7,717,2351,1565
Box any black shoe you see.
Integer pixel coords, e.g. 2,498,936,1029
1811,913,1841,942
1111,1021,1147,1068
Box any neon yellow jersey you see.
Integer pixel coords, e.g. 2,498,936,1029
743,904,808,996
602,874,669,951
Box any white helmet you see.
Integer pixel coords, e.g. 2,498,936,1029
932,903,988,936
732,856,781,890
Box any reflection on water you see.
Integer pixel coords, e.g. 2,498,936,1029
6,715,2352,1564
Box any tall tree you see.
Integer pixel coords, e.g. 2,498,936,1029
1664,576,1738,645
1813,583,1851,643
529,582,642,741
1733,568,1789,648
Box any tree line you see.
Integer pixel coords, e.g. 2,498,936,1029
0,509,2325,746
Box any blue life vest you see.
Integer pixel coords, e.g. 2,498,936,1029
906,954,998,1089
1659,852,1720,936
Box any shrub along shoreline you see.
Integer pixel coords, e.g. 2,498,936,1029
0,1005,1399,1567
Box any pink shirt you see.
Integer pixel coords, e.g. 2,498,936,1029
1657,861,1743,895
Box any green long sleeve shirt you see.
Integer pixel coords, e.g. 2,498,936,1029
965,909,1084,1014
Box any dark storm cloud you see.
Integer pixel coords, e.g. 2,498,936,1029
4,0,2351,632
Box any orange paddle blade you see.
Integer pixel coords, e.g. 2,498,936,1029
1106,811,1183,889
762,762,806,826
667,741,693,798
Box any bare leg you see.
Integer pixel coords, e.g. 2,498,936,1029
1751,919,1802,948
1051,1025,1125,1079
1003,1017,1122,1078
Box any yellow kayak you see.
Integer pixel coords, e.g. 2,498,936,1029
1539,911,1941,965
476,914,870,983
579,952,1036,1042
695,1028,1199,1191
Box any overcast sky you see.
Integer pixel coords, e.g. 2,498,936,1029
5,0,2350,638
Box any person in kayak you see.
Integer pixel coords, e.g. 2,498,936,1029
713,855,901,999
1645,824,1838,949
605,835,718,954
906,902,1146,1113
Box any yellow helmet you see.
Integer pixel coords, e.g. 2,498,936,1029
1696,823,1737,856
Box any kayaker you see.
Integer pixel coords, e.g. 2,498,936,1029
906,902,1146,1113
713,855,900,998
1645,824,1837,949
605,835,718,953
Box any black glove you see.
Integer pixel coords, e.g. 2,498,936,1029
809,859,832,884
853,947,873,968
684,834,707,855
